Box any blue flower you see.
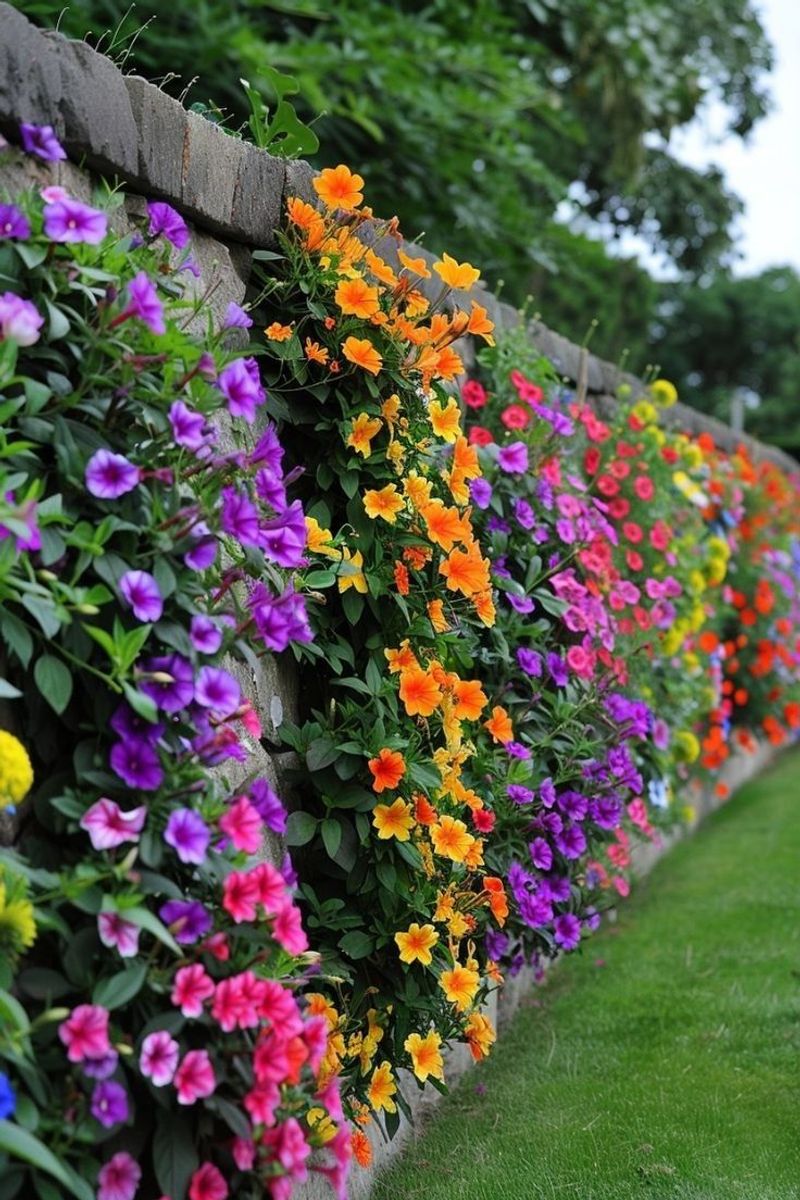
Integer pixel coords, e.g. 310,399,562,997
0,1072,16,1119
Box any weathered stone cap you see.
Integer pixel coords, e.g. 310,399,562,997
0,2,285,244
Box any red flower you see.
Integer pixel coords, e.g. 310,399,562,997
500,403,530,430
468,425,493,446
461,379,487,409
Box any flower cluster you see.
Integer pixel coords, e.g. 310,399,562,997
0,130,347,1200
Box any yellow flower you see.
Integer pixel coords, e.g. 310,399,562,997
0,731,33,810
372,798,416,842
403,471,433,510
337,548,368,594
395,922,439,966
465,1012,496,1061
674,730,700,763
305,516,340,559
307,1107,337,1143
0,874,36,959
650,378,678,406
381,393,401,427
631,399,658,424
430,815,474,863
347,412,383,458
368,1061,397,1113
404,1031,444,1082
439,964,480,1011
363,484,405,524
306,992,340,1030
428,397,461,444
433,252,480,291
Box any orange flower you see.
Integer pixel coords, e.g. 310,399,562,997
313,164,364,211
363,484,405,524
367,1061,397,1114
403,471,433,509
427,598,450,633
465,1012,496,1061
472,589,496,627
439,964,480,1011
304,337,330,365
452,436,481,479
385,640,418,674
419,499,467,553
368,747,406,793
439,545,491,597
483,876,508,925
398,249,431,278
372,798,415,842
286,197,326,250
403,545,431,570
433,252,480,291
404,1031,443,1082
414,793,438,824
351,1129,372,1168
484,705,514,744
430,815,474,863
395,923,439,965
393,561,410,595
347,412,383,458
365,249,398,286
467,300,495,344
342,336,383,375
452,679,488,721
433,346,465,382
428,397,462,444
335,277,381,319
264,322,294,342
399,666,442,717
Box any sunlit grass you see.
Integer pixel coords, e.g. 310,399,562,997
372,752,800,1200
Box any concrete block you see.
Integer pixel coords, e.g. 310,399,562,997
231,141,285,246
181,110,243,234
0,4,64,134
124,75,186,197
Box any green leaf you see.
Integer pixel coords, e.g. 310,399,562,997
114,905,181,956
285,810,318,847
21,595,62,639
44,300,70,341
153,1112,198,1199
33,655,73,715
92,962,147,1009
0,611,33,668
0,988,30,1035
0,1121,94,1200
320,817,342,859
338,930,375,959
121,682,159,724
306,737,340,771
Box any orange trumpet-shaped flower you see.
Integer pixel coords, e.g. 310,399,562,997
372,798,415,842
368,1061,397,1114
342,336,383,375
428,397,462,443
467,300,495,344
363,484,405,524
483,876,508,925
335,277,381,319
433,252,480,291
484,705,514,744
347,412,383,457
399,666,442,717
398,249,432,278
430,815,474,863
404,1031,444,1082
313,163,364,210
465,1012,496,1061
395,923,439,965
452,679,488,721
427,598,450,633
368,748,406,793
420,499,469,553
439,964,480,1012
384,640,418,674
439,545,491,597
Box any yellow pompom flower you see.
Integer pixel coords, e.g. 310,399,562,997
632,399,658,425
0,871,36,959
683,443,703,469
674,730,700,764
650,378,678,406
0,731,33,810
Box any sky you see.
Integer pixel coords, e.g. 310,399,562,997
669,0,800,278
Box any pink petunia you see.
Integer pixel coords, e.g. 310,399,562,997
174,1049,216,1105
59,1004,111,1063
262,1117,311,1181
272,903,308,956
232,1137,256,1170
221,869,260,923
251,861,288,914
219,795,263,854
80,798,146,850
96,1151,141,1200
188,1162,228,1200
171,963,215,1018
97,911,141,958
139,1030,180,1087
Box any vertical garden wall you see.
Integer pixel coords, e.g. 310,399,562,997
1,7,799,1200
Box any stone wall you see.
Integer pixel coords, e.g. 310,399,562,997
0,7,793,1195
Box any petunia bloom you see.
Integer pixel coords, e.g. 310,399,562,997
174,1049,216,1105
91,1080,129,1128
218,358,266,423
97,911,140,958
59,1005,111,1063
119,272,165,334
0,204,30,240
159,899,212,945
139,1030,180,1086
188,1162,228,1200
219,795,263,854
147,200,190,248
85,449,140,499
80,798,146,850
119,570,163,622
223,301,252,329
170,964,215,1019
164,808,211,865
43,198,107,244
110,739,163,792
194,666,241,717
20,122,66,161
96,1152,141,1200
497,441,529,474
0,292,43,347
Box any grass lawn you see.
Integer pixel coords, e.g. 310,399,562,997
372,751,800,1200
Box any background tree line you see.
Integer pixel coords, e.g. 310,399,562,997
17,0,800,451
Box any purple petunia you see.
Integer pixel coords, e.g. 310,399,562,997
110,703,163,744
554,823,587,860
110,739,164,792
516,647,543,677
20,123,66,162
190,615,223,655
250,779,287,835
529,837,553,871
248,583,313,653
221,486,261,547
218,358,266,424
542,875,571,904
43,198,107,244
85,449,140,500
146,200,190,248
164,808,210,865
119,570,163,623
498,441,528,474
223,301,253,329
90,1080,129,1128
139,654,194,713
506,594,535,615
119,272,165,334
506,741,531,760
82,1051,119,1080
539,777,557,808
469,478,493,509
260,499,306,568
168,400,215,454
547,652,569,688
0,204,30,241
507,784,535,805
485,929,509,960
553,912,582,951
513,498,535,529
0,292,43,347
159,899,212,944
183,521,218,571
194,665,241,717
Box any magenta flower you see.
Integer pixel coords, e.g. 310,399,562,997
20,122,66,161
139,1030,180,1086
498,441,529,474
0,204,30,240
80,798,146,850
220,795,263,854
164,807,210,865
146,200,190,248
260,499,306,568
58,1005,111,1063
184,521,218,571
168,400,214,453
110,739,164,792
139,653,194,712
97,911,141,958
223,301,253,329
85,449,140,499
0,292,43,347
190,614,223,654
97,1152,141,1200
553,912,582,951
159,899,212,944
91,1079,129,1128
218,358,266,423
43,198,107,244
188,1163,228,1200
220,485,261,546
0,493,41,552
171,964,215,1018
174,1048,216,1105
119,271,165,334
272,903,308,955
119,569,163,622
194,666,241,717
40,185,69,203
